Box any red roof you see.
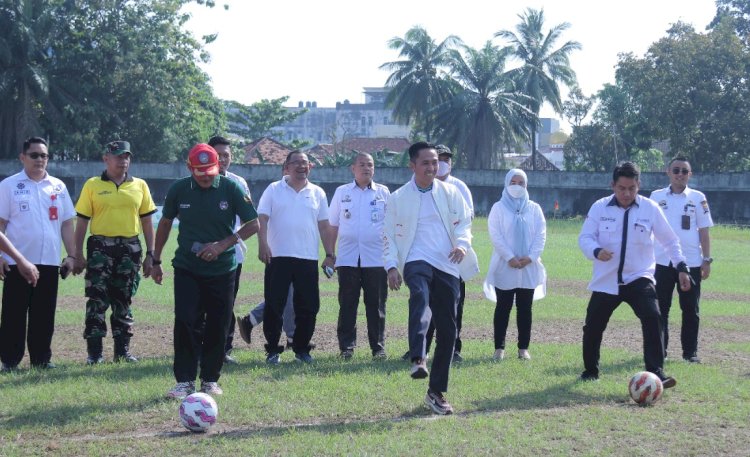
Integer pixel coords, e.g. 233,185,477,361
243,137,294,165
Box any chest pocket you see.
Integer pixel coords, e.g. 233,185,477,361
599,222,618,244
632,221,652,245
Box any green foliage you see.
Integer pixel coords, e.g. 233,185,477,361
380,26,461,141
562,85,593,128
0,0,226,161
226,96,306,144
615,20,750,171
496,8,581,169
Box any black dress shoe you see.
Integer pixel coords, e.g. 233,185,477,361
31,362,57,370
683,355,701,363
223,354,238,365
0,363,18,373
661,376,677,389
579,371,599,381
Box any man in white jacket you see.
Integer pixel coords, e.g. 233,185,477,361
383,142,479,415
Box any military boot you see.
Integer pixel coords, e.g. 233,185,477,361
113,335,138,363
86,337,104,365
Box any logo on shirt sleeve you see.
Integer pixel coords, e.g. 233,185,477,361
700,200,710,214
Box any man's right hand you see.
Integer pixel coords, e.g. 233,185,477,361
151,264,164,285
258,241,272,265
73,254,87,275
596,249,614,261
387,268,402,291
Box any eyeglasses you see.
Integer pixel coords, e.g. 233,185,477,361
24,152,49,160
671,167,690,175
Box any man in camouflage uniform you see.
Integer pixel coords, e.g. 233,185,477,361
73,141,156,364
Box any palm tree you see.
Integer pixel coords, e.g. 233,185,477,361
496,8,581,169
0,0,53,157
432,41,532,169
380,26,461,140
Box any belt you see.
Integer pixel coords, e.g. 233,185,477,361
90,235,140,244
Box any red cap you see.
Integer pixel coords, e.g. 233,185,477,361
187,144,219,177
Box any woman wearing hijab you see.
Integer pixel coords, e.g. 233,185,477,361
484,169,547,361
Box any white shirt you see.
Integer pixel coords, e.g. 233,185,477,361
225,170,250,264
443,175,474,218
483,200,547,299
405,184,459,278
257,177,329,261
650,186,713,267
578,194,686,295
329,181,390,268
0,170,76,265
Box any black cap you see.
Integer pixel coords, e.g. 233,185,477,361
106,141,131,155
435,144,453,157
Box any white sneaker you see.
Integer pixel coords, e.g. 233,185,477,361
200,381,223,395
518,349,531,360
493,349,505,361
167,381,195,399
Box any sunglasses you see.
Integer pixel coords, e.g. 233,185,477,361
24,152,49,160
671,167,690,175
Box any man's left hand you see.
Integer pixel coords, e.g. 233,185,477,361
449,246,466,264
701,261,711,280
678,271,692,291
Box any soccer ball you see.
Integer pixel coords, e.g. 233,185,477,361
628,371,663,406
179,393,218,433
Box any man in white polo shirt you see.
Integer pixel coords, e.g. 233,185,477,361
578,161,689,388
329,152,390,360
257,151,335,364
384,142,479,415
0,137,76,371
650,157,713,363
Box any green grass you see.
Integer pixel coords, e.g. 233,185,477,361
0,219,748,456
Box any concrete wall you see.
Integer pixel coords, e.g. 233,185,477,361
2,160,749,224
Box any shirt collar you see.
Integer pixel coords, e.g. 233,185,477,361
668,185,690,195
351,179,373,190
190,175,221,189
607,195,640,208
19,169,50,183
101,170,133,183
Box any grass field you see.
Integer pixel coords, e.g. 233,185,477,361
0,219,748,456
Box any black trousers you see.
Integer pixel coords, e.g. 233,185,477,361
425,280,465,354
494,287,534,350
404,260,459,394
0,265,59,367
655,264,702,358
173,268,235,383
336,265,387,354
582,277,666,377
263,257,319,355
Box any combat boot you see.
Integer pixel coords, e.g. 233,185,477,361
113,335,138,363
86,337,104,365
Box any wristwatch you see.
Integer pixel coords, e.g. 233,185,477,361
702,256,713,264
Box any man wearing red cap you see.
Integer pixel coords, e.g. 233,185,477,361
152,144,259,399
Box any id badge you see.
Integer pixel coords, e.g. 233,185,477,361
49,206,58,220
681,215,690,230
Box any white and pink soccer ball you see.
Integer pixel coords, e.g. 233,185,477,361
179,393,218,432
628,371,663,406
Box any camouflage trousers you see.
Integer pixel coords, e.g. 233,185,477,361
83,236,141,339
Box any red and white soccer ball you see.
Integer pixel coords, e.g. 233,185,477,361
179,393,218,433
628,371,663,406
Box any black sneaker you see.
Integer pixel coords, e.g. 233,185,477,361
266,353,281,365
683,355,701,364
410,358,429,379
579,371,599,381
31,362,57,370
224,354,238,365
425,390,454,415
660,376,677,389
0,363,17,373
340,350,354,360
372,349,387,360
452,352,464,362
237,314,253,345
295,352,314,363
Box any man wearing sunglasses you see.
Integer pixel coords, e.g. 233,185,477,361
0,137,76,372
650,157,713,363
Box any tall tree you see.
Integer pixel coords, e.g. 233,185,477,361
432,41,531,169
711,0,750,44
380,26,461,140
562,85,593,128
496,8,581,169
616,21,750,171
226,96,306,143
